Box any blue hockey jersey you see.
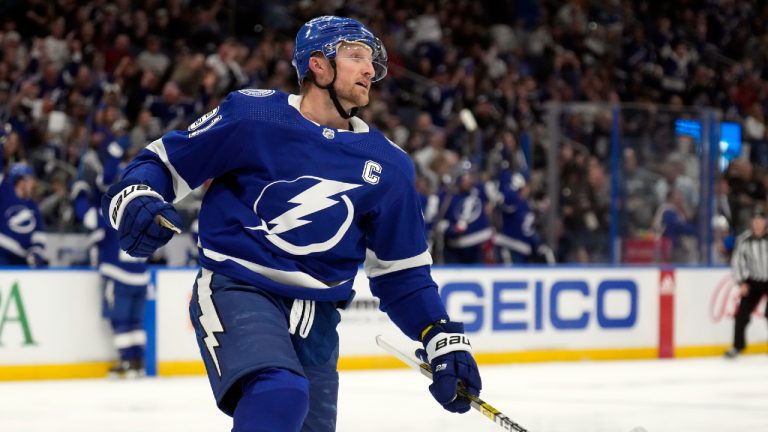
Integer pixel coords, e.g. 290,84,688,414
0,175,45,265
495,169,541,256
439,184,493,249
117,90,444,337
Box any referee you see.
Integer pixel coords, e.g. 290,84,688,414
726,206,768,358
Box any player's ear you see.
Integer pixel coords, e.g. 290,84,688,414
308,54,331,86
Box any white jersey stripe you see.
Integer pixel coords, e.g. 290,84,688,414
99,263,151,286
0,232,27,257
364,248,433,278
202,247,350,288
146,139,193,203
493,233,532,255
447,227,494,248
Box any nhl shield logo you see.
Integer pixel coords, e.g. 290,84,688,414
322,128,335,140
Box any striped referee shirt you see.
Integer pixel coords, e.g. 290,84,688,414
732,230,768,282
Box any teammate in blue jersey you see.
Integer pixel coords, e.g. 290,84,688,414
93,215,150,377
438,168,494,264
0,162,47,267
73,140,150,378
101,16,482,431
494,169,555,264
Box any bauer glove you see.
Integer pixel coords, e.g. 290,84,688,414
416,320,482,413
102,180,183,258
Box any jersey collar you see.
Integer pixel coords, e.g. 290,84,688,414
288,94,370,133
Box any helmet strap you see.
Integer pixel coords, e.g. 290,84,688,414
312,59,358,120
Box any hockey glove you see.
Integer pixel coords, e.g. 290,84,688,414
415,320,482,413
102,180,183,258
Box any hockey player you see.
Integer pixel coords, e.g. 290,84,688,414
0,162,47,267
73,139,149,378
438,166,494,264
101,16,482,432
494,169,555,264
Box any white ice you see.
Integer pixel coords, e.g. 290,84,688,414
1,355,767,432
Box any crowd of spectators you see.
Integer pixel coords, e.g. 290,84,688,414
3,0,768,265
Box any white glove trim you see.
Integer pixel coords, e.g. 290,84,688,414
425,332,472,363
108,184,163,230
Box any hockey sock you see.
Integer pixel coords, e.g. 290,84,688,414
232,368,310,432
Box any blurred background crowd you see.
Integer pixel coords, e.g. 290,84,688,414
2,0,768,266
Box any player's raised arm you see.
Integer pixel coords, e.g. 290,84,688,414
121,92,251,203
100,92,249,257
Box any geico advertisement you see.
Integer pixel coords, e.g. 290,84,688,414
339,268,658,355
155,267,658,360
430,268,657,351
675,268,767,346
0,271,113,364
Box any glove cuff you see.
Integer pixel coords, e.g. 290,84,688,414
423,321,472,363
107,183,163,229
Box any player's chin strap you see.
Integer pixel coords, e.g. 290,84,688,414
312,59,359,119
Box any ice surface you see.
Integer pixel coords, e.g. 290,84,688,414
1,355,766,432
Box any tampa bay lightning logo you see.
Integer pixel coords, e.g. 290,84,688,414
247,176,362,255
5,205,37,234
454,195,483,224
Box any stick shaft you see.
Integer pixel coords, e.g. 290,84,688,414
375,335,531,432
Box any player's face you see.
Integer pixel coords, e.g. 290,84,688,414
334,42,375,108
15,176,35,199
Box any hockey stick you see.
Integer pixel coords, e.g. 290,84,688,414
155,214,182,233
375,335,531,432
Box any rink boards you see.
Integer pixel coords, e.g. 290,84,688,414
0,266,765,379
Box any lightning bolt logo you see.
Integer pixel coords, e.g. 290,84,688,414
195,269,225,377
260,178,360,234
248,176,362,255
457,195,482,224
7,206,37,234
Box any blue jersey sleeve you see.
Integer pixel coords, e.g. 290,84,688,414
369,266,448,341
364,151,447,340
364,154,432,274
121,92,250,202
